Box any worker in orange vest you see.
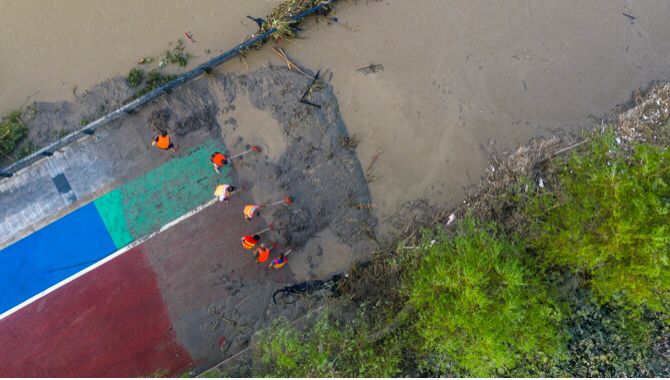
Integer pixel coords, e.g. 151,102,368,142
211,152,228,173
241,234,260,250
269,253,287,270
253,243,271,263
152,131,178,152
214,184,236,203
244,204,260,222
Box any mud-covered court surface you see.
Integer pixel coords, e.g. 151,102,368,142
0,67,375,376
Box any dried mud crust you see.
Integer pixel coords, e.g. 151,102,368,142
213,67,377,252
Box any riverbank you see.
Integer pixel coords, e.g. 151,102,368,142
203,80,670,378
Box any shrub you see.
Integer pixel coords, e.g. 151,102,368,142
402,217,565,376
527,128,670,310
511,290,669,377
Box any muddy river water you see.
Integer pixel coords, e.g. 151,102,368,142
2,0,670,239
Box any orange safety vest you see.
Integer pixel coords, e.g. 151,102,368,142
214,184,230,197
156,135,170,149
244,205,259,219
256,248,270,263
242,235,258,250
272,257,286,269
211,152,227,167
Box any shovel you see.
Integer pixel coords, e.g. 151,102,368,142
253,224,276,236
261,197,292,209
229,145,261,160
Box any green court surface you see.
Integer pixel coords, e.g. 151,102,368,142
94,140,231,248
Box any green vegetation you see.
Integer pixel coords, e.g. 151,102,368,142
202,124,669,378
0,110,28,159
164,39,191,67
129,70,178,102
127,68,144,87
223,311,405,378
17,140,39,159
403,220,565,376
526,129,670,310
80,115,93,126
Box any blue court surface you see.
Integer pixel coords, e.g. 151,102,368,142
0,203,116,314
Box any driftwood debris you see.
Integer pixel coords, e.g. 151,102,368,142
357,64,384,75
365,149,382,179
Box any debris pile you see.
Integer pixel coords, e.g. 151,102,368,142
617,81,670,142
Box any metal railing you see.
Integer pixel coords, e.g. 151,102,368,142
0,1,334,178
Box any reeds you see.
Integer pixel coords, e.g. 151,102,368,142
249,0,334,49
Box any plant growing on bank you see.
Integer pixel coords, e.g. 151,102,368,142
511,288,670,377
401,217,566,376
245,310,405,378
0,110,29,158
126,68,144,87
526,128,670,310
17,140,39,159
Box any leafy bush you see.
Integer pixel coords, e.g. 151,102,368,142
527,129,670,310
402,217,565,376
128,70,178,102
126,68,144,87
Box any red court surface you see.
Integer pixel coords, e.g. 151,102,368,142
0,244,192,378
0,185,294,377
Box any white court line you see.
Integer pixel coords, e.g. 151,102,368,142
0,198,218,322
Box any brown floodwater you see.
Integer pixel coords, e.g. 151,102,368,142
2,0,670,238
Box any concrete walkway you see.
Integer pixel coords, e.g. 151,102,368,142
0,124,148,248
0,112,223,250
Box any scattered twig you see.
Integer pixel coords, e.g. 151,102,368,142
536,139,589,163
239,54,250,70
652,348,669,359
622,12,636,20
300,69,322,108
272,47,314,80
350,203,376,210
365,149,382,179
